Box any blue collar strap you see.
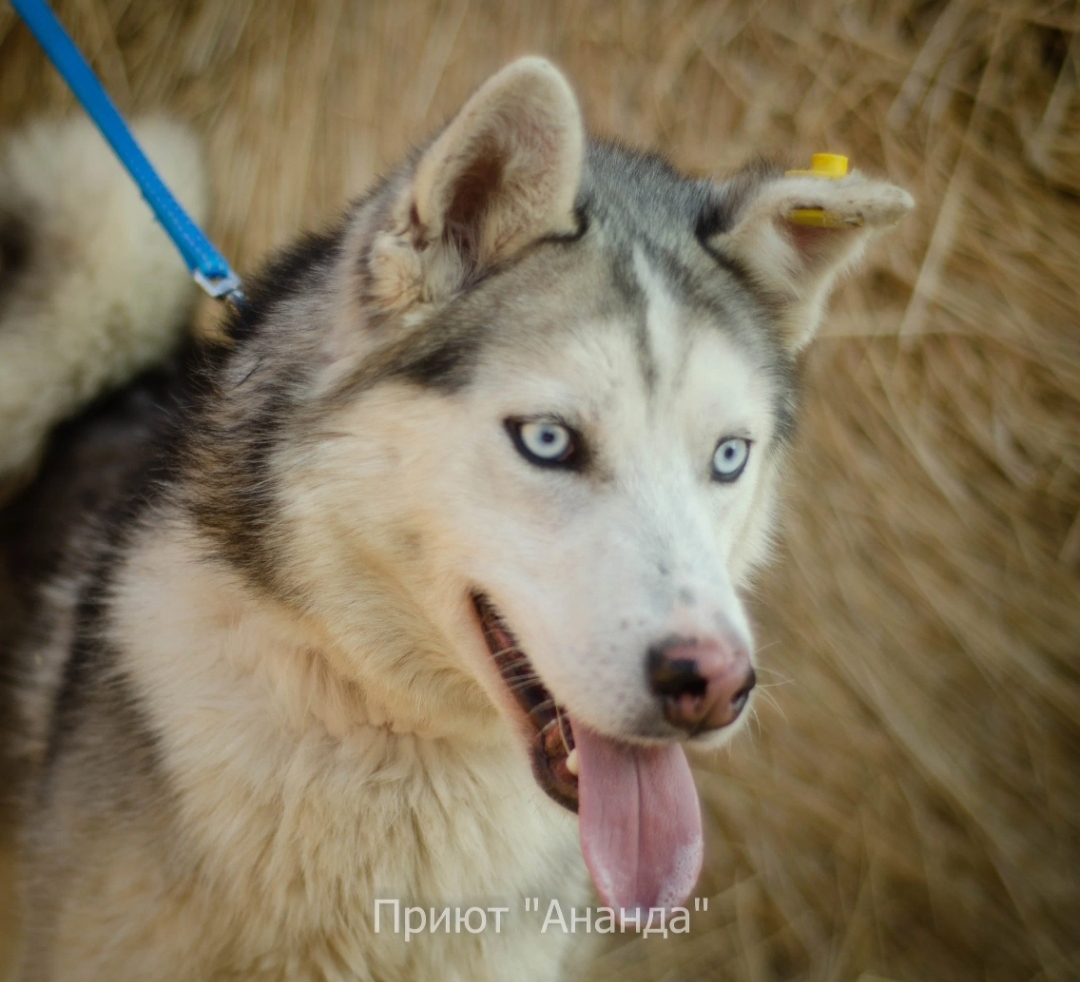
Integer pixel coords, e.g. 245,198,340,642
9,0,245,306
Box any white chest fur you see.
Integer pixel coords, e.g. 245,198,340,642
108,522,588,981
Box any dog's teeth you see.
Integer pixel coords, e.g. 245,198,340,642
565,748,578,776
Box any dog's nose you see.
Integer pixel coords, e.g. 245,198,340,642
647,637,755,734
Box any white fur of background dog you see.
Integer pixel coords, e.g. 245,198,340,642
0,115,204,494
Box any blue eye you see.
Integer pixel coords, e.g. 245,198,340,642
712,437,750,482
509,419,577,467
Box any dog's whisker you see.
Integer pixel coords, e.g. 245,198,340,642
554,703,573,755
528,697,557,717
490,645,522,661
503,676,545,693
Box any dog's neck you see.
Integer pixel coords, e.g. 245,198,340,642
103,508,585,941
111,507,503,747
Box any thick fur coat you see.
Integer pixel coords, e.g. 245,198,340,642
0,59,910,981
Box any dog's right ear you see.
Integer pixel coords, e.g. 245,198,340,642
368,57,584,311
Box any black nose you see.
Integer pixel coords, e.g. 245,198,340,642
647,637,756,734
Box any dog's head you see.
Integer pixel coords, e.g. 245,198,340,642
247,58,911,911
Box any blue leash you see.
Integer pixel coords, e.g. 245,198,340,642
8,0,244,306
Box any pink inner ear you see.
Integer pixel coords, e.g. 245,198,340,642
786,222,832,252
444,148,507,262
780,217,858,271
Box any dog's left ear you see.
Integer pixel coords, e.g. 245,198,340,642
369,57,583,310
707,169,913,351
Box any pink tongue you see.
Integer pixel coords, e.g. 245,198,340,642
573,722,703,912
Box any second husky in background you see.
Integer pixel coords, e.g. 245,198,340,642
2,57,911,981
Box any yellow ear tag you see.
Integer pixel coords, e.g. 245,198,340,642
786,153,849,178
784,154,862,228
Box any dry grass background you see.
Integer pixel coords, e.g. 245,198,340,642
1,0,1078,979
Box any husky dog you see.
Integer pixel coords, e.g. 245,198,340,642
1,58,911,981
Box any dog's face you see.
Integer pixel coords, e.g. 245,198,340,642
397,240,783,747
276,58,911,912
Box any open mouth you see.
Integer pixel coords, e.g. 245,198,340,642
470,590,706,913
472,592,579,812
